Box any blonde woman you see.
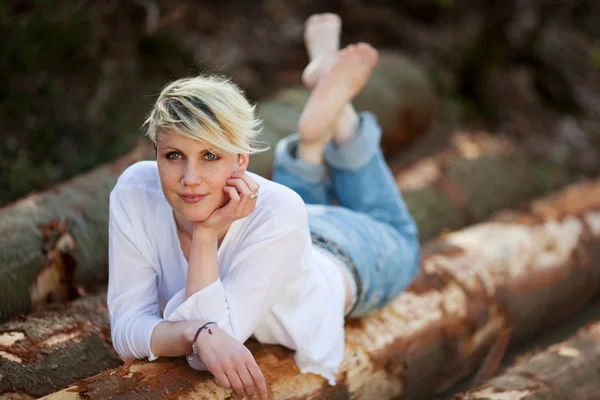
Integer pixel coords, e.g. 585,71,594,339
108,14,420,400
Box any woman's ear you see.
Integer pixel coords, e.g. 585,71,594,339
237,153,249,173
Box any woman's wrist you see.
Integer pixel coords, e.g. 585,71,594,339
188,226,218,264
193,223,218,239
192,225,220,249
183,320,202,346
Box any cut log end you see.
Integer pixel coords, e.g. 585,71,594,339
457,322,600,399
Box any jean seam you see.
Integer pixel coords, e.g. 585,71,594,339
310,233,362,317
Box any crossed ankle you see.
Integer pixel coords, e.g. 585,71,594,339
298,141,328,165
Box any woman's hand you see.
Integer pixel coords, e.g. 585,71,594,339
198,172,259,232
195,325,268,399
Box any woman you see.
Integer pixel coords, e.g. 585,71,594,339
107,14,420,400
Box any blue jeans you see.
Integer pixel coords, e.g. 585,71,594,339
272,112,421,317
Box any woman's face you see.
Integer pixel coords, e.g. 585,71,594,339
156,132,248,223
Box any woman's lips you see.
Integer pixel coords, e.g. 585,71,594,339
180,194,207,204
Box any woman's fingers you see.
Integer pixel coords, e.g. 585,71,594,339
247,361,268,399
205,174,257,229
226,178,252,199
222,186,241,204
226,178,258,217
233,172,259,196
225,368,245,397
213,370,233,391
236,363,257,398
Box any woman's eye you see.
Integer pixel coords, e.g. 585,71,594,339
166,152,181,160
205,152,218,161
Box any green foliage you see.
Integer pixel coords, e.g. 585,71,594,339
0,4,194,204
440,93,482,124
529,160,569,192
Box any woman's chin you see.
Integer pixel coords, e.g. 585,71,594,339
184,212,211,223
175,206,213,223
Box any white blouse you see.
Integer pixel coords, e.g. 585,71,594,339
107,161,346,385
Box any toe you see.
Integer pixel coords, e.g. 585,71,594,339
322,13,341,24
305,14,323,27
301,61,320,89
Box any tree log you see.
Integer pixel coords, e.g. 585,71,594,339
391,133,566,241
34,180,600,399
0,131,566,323
0,291,119,399
0,143,155,322
456,322,600,399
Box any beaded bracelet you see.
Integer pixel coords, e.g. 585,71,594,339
189,322,217,361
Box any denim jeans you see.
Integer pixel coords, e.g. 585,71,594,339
272,112,421,318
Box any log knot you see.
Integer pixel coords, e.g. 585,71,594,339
31,222,79,311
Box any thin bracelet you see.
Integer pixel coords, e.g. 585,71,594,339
190,322,217,361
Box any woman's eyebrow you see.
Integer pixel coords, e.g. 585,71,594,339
160,145,214,155
158,145,183,152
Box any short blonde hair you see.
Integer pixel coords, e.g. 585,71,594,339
144,75,268,154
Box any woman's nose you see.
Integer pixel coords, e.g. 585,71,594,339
181,168,202,186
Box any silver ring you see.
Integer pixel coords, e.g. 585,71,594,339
250,193,258,200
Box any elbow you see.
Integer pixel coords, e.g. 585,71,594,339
110,322,137,361
110,317,156,362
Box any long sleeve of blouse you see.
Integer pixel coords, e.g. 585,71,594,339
107,185,164,361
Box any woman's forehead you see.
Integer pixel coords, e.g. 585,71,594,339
158,131,213,151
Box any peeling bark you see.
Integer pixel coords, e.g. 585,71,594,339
456,322,600,399
41,180,600,400
0,131,566,324
0,292,120,398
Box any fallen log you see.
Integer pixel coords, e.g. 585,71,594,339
390,132,566,241
0,143,155,322
0,291,119,399
456,322,600,399
35,180,600,399
0,131,566,323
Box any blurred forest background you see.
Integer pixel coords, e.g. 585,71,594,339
1,0,599,205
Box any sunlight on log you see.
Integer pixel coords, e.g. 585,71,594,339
0,331,25,346
41,181,600,399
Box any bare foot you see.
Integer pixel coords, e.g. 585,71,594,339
301,13,341,88
303,13,341,61
298,43,378,150
300,13,361,151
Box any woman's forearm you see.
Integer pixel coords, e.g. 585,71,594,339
185,227,219,299
150,319,203,357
